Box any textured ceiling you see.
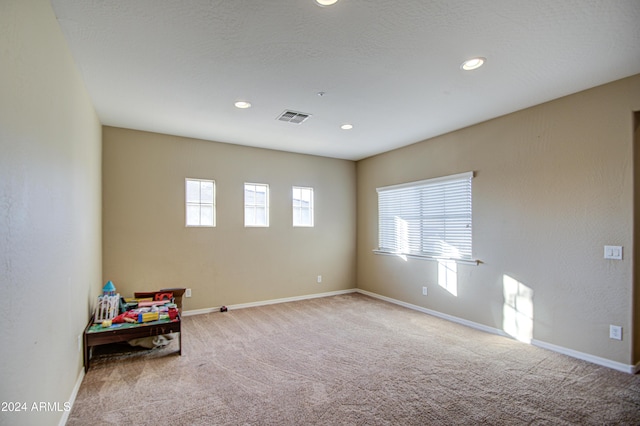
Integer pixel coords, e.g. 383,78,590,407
51,0,640,160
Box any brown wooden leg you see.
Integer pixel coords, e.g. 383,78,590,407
84,333,90,373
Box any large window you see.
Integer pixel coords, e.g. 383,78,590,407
185,178,215,227
292,186,314,227
244,183,269,227
376,172,473,262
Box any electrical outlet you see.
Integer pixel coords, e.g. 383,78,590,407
77,334,82,352
609,325,622,340
185,288,192,298
317,275,322,283
422,286,428,296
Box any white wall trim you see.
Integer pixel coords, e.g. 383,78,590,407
531,339,637,374
227,289,358,310
59,368,85,426
357,289,638,374
183,288,358,316
181,307,219,317
356,289,509,337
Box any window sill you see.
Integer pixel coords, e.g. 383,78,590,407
372,250,480,266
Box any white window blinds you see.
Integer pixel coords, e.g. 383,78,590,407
376,172,473,261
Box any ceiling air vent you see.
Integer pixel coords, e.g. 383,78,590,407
277,110,311,124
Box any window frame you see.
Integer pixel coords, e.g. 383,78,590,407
292,186,314,227
244,182,270,227
375,171,476,264
185,178,215,227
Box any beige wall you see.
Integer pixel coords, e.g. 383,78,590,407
102,127,356,310
0,1,102,425
357,75,640,366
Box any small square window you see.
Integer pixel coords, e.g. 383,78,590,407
186,178,215,227
293,186,314,227
245,183,269,227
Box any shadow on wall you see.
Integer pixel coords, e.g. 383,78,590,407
503,274,534,343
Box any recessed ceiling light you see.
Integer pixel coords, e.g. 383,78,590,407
234,101,252,109
316,0,338,6
461,57,485,71
341,124,353,130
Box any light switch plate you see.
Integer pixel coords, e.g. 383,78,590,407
604,246,622,260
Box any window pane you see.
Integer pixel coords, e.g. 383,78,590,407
186,180,201,203
186,205,200,226
200,205,213,226
256,207,267,226
245,206,255,225
301,209,310,225
245,186,255,204
201,181,214,203
301,188,311,202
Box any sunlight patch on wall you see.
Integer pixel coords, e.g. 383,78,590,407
503,275,534,343
438,259,458,296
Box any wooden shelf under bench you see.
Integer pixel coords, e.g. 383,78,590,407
83,316,181,372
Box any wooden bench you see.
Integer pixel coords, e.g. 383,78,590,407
83,288,185,372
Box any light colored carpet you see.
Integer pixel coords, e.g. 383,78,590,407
68,293,640,425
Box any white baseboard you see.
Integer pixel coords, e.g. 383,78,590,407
183,288,358,316
356,289,638,375
531,339,637,374
60,368,84,426
181,307,218,317
357,289,510,338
